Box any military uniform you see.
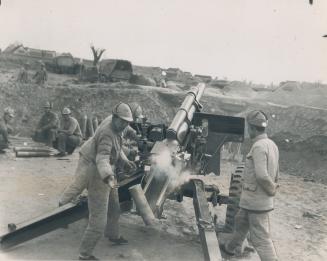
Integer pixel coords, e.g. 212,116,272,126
226,133,279,261
59,115,124,256
56,116,82,154
33,68,48,85
33,111,59,146
0,118,11,151
17,67,28,83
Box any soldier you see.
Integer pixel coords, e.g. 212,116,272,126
104,102,144,242
55,107,82,157
59,103,136,260
33,63,48,85
0,107,15,153
33,101,59,147
17,63,29,83
221,110,279,261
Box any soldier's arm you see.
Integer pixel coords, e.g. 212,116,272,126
124,125,138,141
59,118,77,135
41,114,59,131
252,146,277,196
96,133,115,181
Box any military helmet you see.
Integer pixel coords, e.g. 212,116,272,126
62,107,71,115
129,102,144,120
112,102,133,122
43,101,52,108
246,110,268,128
4,107,15,118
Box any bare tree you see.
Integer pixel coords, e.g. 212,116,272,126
90,45,105,66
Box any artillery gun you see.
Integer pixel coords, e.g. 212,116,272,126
0,84,245,261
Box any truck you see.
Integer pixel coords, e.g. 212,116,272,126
98,59,133,82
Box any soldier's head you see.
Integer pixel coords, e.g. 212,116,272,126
4,107,15,123
43,101,52,113
246,110,268,139
112,102,133,132
62,107,71,120
128,102,145,123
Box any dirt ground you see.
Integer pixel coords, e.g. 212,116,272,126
0,150,326,261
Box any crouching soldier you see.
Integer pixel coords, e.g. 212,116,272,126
0,107,15,153
221,110,279,261
55,107,82,157
59,102,136,260
33,101,59,147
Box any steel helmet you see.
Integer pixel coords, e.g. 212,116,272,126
4,107,15,118
129,102,144,120
246,110,268,128
112,102,133,122
62,107,71,115
43,101,52,108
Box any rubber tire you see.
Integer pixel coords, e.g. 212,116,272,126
224,163,244,233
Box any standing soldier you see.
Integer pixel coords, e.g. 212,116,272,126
55,107,82,157
59,103,136,260
0,107,15,153
33,63,48,85
33,101,59,147
221,110,279,261
17,63,29,83
104,102,144,242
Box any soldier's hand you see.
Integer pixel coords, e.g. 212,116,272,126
126,160,137,171
106,175,118,189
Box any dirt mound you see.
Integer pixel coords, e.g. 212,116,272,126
264,82,327,109
270,134,327,184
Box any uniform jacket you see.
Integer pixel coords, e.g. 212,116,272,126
239,133,279,211
60,116,82,137
80,115,123,180
38,111,59,131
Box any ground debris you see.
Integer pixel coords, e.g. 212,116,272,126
303,211,323,219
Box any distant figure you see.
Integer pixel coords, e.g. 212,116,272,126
33,63,48,85
33,101,59,147
55,107,82,157
0,107,15,153
17,63,29,83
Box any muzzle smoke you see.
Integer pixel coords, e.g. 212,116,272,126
151,147,190,193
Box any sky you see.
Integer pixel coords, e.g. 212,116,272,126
0,0,326,84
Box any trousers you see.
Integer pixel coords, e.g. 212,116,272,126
33,129,57,146
57,133,81,154
59,156,121,256
226,208,278,261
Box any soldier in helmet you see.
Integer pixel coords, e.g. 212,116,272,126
33,101,59,147
121,102,145,143
55,107,82,157
221,110,279,261
59,102,136,260
104,102,145,243
33,62,48,85
17,63,29,83
0,107,15,153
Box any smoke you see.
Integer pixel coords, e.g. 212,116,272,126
150,147,191,193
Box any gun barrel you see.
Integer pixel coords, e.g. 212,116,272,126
166,83,205,143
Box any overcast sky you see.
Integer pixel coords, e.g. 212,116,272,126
0,0,326,84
